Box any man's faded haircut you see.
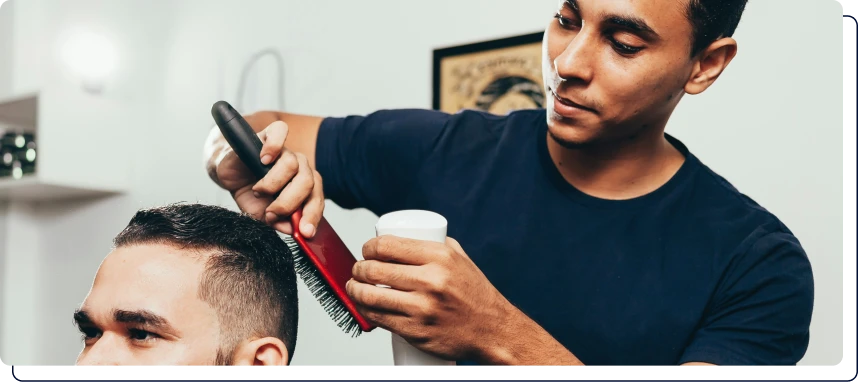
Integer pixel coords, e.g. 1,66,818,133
113,203,299,365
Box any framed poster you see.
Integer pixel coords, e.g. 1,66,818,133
433,32,546,115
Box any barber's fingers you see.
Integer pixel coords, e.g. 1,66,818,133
272,220,293,236
258,121,288,165
251,149,299,196
346,278,426,317
265,153,314,223
298,171,325,238
232,184,271,219
232,184,294,235
352,260,424,291
354,305,411,334
362,236,445,265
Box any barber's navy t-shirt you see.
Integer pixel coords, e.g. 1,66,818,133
314,108,814,365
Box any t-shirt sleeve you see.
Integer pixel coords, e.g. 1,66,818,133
314,109,452,215
678,230,815,365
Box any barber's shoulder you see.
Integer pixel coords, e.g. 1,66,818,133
684,163,810,266
441,108,546,138
357,108,529,135
712,205,811,288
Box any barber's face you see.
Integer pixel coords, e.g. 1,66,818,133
543,0,697,147
74,244,222,365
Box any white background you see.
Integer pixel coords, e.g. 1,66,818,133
0,0,851,378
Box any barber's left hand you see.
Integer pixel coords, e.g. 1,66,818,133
346,236,516,362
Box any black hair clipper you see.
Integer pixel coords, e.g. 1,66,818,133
211,101,272,180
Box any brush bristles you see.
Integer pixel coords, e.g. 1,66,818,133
286,237,362,337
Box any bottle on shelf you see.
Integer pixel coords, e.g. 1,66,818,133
0,130,36,179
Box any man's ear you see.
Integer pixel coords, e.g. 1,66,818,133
685,37,739,95
230,337,290,366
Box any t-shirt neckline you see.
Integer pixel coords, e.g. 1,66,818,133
533,113,701,210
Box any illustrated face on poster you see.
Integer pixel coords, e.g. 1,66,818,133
434,33,545,116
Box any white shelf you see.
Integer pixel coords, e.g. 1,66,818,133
0,89,131,201
0,174,124,201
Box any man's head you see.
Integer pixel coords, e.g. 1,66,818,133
542,0,748,149
74,203,299,365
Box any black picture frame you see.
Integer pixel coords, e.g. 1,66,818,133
432,31,545,113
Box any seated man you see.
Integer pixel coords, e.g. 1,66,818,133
73,203,299,365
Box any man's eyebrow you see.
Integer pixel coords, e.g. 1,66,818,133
114,309,179,333
603,14,661,41
565,0,661,42
73,310,93,326
565,0,580,13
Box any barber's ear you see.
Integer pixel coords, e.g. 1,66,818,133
230,337,290,366
685,37,738,95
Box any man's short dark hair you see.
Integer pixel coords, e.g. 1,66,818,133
113,203,299,365
686,0,748,56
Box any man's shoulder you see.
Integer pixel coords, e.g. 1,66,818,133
349,107,544,121
692,160,782,223
445,108,546,141
329,108,544,136
680,158,813,328
450,107,546,125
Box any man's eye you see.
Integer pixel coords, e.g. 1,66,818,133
79,327,102,343
554,13,581,30
128,329,160,342
610,38,644,55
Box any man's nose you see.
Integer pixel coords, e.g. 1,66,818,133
554,29,597,84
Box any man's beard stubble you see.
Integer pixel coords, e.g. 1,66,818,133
548,129,594,150
547,119,656,152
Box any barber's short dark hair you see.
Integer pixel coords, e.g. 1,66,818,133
113,203,298,365
686,0,748,56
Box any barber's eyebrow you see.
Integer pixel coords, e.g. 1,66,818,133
114,309,180,334
603,14,661,41
565,0,661,42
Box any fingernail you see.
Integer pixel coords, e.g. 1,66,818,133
265,212,277,222
302,223,316,237
261,155,272,165
253,191,262,199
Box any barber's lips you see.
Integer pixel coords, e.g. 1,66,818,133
550,89,596,118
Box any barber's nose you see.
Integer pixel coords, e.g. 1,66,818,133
554,30,595,84
75,336,124,366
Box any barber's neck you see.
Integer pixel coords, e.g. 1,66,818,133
547,124,686,201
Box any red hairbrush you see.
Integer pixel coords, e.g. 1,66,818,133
212,100,374,336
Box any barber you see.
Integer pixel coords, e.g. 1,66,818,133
204,0,813,365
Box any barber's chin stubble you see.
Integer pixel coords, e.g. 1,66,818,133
548,124,650,151
549,130,592,150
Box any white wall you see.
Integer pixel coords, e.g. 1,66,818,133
0,0,845,366
0,0,13,362
0,0,12,99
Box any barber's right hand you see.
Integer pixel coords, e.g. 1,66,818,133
212,120,324,238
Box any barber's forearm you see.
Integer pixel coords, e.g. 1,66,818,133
245,111,324,168
478,307,585,365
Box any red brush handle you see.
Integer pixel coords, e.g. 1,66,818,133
291,211,375,332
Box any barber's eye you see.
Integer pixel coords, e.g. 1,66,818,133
128,329,159,342
554,13,580,30
609,38,644,55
